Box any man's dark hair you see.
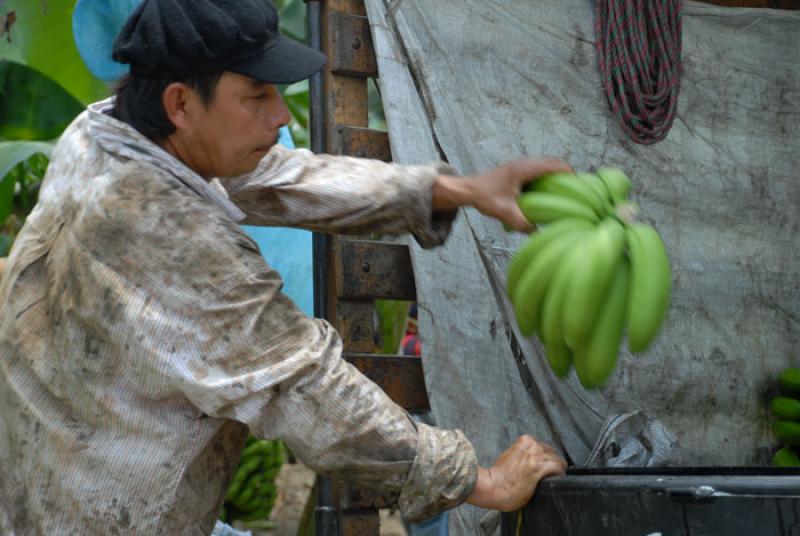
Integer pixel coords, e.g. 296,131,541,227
111,72,224,142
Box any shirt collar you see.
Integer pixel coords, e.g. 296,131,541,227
86,97,247,222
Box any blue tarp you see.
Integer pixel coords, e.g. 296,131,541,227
73,0,139,81
241,129,313,317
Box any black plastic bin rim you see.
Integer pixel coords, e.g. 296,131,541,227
543,468,800,497
568,467,800,476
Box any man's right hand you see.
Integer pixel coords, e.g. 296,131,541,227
466,435,567,512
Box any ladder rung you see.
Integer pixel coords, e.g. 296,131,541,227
336,240,415,300
343,353,430,412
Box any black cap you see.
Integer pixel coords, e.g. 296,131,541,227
112,0,326,84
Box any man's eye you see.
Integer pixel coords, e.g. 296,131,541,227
251,93,267,100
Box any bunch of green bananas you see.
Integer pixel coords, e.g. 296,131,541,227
508,168,671,389
220,437,286,524
771,367,800,467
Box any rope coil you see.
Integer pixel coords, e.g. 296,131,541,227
595,0,683,144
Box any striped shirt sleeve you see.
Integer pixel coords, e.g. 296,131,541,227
223,145,458,248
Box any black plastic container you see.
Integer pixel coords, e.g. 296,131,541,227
501,468,800,536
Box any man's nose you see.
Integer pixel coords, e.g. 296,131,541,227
271,94,292,129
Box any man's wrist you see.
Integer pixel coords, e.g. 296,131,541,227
432,174,475,212
466,466,498,509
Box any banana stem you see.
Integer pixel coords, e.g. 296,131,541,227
614,202,639,225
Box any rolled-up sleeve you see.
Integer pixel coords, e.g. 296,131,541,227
223,145,458,248
169,262,477,520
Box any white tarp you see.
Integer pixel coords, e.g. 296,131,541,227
364,1,800,533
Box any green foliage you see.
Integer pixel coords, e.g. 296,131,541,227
0,0,313,257
0,0,101,258
0,146,50,255
282,81,310,148
3,0,108,104
0,142,53,199
375,300,411,354
368,79,387,132
0,61,84,140
277,0,307,42
0,0,322,259
275,0,311,148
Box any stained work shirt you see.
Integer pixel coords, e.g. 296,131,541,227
0,99,478,535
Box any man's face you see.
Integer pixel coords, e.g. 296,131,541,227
178,72,291,178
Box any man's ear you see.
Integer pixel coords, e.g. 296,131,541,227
162,82,194,130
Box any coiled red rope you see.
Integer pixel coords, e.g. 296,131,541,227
595,0,683,144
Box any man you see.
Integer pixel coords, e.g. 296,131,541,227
0,0,567,533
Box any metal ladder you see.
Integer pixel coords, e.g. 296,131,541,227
307,0,429,533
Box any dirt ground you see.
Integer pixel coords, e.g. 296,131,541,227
243,461,407,536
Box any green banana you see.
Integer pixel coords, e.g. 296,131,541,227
540,243,586,377
512,228,591,336
225,438,286,523
771,397,800,420
562,218,626,350
228,456,261,500
241,440,273,459
578,172,615,215
257,480,277,497
625,223,672,353
239,454,263,474
262,453,276,471
773,420,800,446
224,474,246,503
237,493,267,513
226,480,245,503
276,441,287,462
531,172,608,217
506,218,594,298
238,504,275,523
779,368,800,397
518,192,600,225
596,167,632,203
262,466,281,481
574,256,630,389
232,473,265,509
773,446,800,467
232,486,256,510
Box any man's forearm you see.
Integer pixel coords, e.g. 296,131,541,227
225,146,454,242
432,174,475,212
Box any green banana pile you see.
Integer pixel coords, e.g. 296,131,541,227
508,168,671,389
220,437,286,525
771,367,800,467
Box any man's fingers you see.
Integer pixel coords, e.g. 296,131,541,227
507,206,535,233
514,435,558,455
540,457,568,477
513,157,574,186
537,443,560,457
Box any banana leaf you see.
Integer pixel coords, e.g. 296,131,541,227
0,61,83,140
277,0,306,42
0,140,54,223
282,81,309,147
4,0,108,104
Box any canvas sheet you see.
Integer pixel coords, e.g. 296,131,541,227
364,1,800,533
